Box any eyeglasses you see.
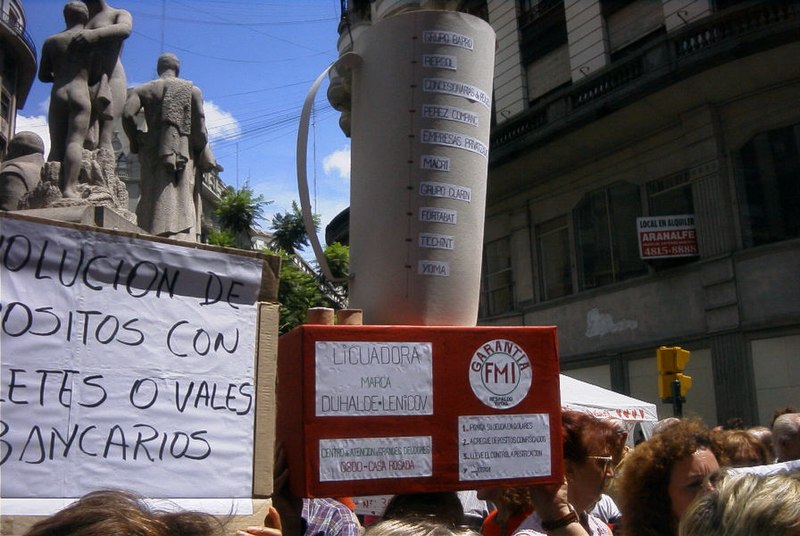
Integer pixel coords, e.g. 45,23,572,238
587,455,614,473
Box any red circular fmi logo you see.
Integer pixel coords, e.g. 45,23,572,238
469,339,532,409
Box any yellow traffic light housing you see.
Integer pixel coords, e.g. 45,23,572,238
656,346,692,404
657,346,690,374
658,372,693,400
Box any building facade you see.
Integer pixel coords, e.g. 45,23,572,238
481,0,800,427
0,0,35,157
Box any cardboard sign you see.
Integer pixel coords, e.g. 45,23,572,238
637,215,699,259
277,325,563,497
0,213,279,499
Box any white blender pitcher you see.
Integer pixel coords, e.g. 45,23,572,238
298,9,496,326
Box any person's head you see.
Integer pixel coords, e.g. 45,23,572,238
717,429,771,468
364,517,479,536
63,1,89,26
5,131,45,160
383,492,465,527
771,406,798,428
722,416,744,430
80,0,104,15
605,418,629,464
652,417,680,436
561,410,617,512
748,425,774,461
475,486,531,516
773,412,800,462
157,53,180,77
618,418,723,536
22,489,222,536
678,470,800,536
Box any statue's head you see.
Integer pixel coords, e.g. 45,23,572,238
80,0,102,9
5,132,45,160
64,1,89,26
157,53,180,76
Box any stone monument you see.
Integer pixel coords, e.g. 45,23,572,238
12,0,136,227
0,131,45,210
122,52,220,242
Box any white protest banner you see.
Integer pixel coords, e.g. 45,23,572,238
0,215,265,498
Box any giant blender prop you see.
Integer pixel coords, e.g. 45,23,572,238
285,5,563,497
299,7,494,326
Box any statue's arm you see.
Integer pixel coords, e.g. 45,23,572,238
37,40,54,83
190,87,211,158
191,88,222,172
122,89,143,153
76,9,133,45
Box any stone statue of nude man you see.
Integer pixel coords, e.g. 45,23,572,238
38,1,93,198
74,0,132,152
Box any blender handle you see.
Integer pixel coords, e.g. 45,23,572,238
296,53,361,283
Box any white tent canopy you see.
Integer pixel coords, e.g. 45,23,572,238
560,374,658,441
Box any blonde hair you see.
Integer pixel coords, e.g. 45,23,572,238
364,518,479,536
679,471,800,536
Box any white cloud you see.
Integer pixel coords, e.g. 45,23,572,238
37,98,50,116
12,99,239,160
322,146,350,181
15,114,50,157
204,100,241,143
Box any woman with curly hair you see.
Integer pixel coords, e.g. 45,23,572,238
617,418,723,536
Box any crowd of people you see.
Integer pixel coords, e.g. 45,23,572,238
20,408,800,536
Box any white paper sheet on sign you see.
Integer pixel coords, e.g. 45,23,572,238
0,216,263,499
560,374,658,440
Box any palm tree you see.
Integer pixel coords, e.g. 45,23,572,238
213,184,271,248
270,200,320,255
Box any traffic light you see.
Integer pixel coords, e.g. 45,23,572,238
658,371,693,400
656,346,692,400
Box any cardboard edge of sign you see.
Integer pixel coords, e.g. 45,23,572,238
0,210,282,303
253,302,280,498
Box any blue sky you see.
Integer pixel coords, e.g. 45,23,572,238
18,0,352,247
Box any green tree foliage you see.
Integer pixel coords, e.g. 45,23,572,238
322,241,349,292
269,242,350,334
206,229,236,248
275,251,325,333
270,200,320,255
214,184,271,248
266,202,349,333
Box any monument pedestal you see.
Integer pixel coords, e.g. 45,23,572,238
16,205,145,234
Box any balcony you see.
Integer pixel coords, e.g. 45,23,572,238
200,169,228,202
490,1,800,167
0,8,37,108
0,9,35,57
